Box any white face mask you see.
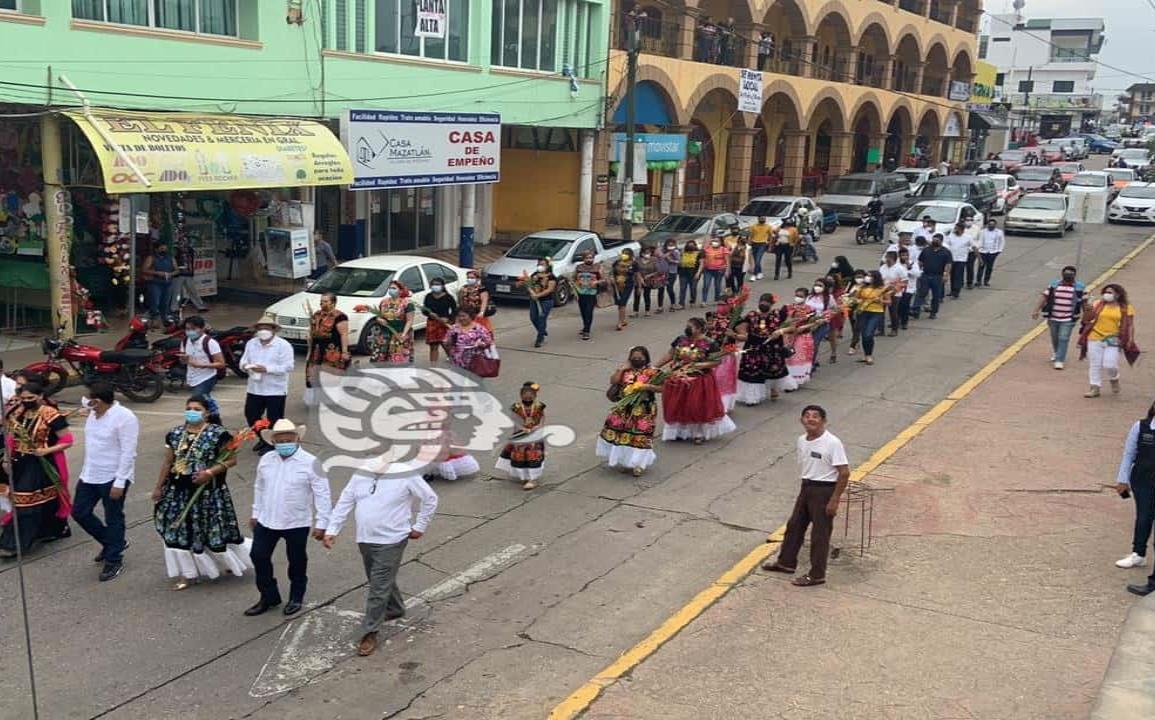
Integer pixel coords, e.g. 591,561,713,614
1102,293,1117,303
812,286,824,294
855,277,866,285
793,296,806,304
466,277,479,285
256,329,274,342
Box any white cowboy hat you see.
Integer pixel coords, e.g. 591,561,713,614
260,418,307,446
254,313,281,329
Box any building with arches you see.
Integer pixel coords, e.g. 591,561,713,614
595,0,980,229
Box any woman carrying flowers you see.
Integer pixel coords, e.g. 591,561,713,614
495,382,547,490
612,248,640,330
657,317,736,445
306,292,350,387
597,346,661,476
735,293,794,405
705,288,749,412
784,287,823,386
0,381,73,557
151,395,253,590
366,280,415,365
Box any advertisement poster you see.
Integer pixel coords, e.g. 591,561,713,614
265,228,312,280
738,68,763,113
414,0,447,39
344,109,501,189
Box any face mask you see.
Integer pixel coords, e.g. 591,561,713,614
275,442,299,457
711,241,721,248
185,409,205,424
256,329,274,342
186,329,201,341
793,296,806,304
813,286,824,294
387,287,400,298
1062,273,1076,282
666,245,675,251
430,284,444,293
758,303,771,312
630,357,647,369
80,396,93,410
537,264,548,273
684,326,694,337
466,277,479,285
21,400,38,410
1103,293,1117,303
830,262,838,269
855,277,866,284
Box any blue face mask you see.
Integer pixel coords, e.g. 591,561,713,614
275,442,299,457
386,287,399,298
186,329,201,341
184,409,205,424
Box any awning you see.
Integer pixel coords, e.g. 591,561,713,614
968,110,1010,131
62,109,353,193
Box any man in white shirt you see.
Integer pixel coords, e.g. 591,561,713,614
0,356,15,406
878,250,909,336
898,246,919,331
324,464,439,657
245,418,332,617
73,382,139,582
239,314,295,454
943,222,976,299
976,218,1006,288
883,231,917,265
762,405,850,586
181,315,225,418
912,216,936,246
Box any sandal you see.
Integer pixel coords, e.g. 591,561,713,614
847,347,856,355
522,480,538,491
791,574,826,587
632,467,644,477
864,357,874,365
173,579,196,591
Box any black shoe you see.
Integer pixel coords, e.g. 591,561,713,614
99,562,123,582
94,539,130,563
928,313,938,319
43,525,71,543
283,600,303,616
385,610,406,621
533,339,544,348
244,599,281,616
1127,582,1155,597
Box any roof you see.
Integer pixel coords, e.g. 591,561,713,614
747,195,809,202
338,254,456,269
904,200,976,208
517,229,597,240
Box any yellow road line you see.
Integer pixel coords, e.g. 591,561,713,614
547,232,1155,720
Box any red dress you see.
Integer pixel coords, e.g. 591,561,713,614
661,336,736,441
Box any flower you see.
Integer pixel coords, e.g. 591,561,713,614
170,423,263,530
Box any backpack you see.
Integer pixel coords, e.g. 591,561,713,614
201,335,229,380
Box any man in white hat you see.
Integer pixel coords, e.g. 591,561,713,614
239,314,295,454
245,418,331,617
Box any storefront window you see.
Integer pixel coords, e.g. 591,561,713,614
72,0,237,36
0,0,19,11
375,0,469,62
369,188,437,255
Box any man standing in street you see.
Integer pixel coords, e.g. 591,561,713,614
573,250,606,341
73,382,139,582
1032,265,1084,370
976,218,1005,288
748,215,772,281
246,418,331,617
913,215,936,246
944,222,975,298
762,405,850,587
911,233,951,320
324,462,439,657
240,314,295,454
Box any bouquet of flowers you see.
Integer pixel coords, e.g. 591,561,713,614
517,267,547,316
9,410,79,515
169,418,269,530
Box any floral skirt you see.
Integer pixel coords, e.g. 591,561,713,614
368,327,413,364
495,441,545,481
425,319,450,345
787,333,816,385
714,354,739,411
154,475,245,554
599,397,658,451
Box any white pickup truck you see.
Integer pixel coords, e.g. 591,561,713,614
482,229,641,306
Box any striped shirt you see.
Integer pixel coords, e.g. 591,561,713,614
1048,283,1079,322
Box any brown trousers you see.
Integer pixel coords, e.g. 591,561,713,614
777,481,837,580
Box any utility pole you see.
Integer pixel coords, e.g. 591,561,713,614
622,8,644,244
1021,66,1033,140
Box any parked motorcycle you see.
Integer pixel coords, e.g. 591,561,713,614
115,317,252,389
22,334,165,403
855,212,884,245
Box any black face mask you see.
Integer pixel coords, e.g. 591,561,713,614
1062,273,1076,282
21,400,38,410
758,303,771,312
684,327,694,337
630,357,647,369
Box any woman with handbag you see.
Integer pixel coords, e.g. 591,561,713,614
443,309,496,377
597,346,662,477
1078,283,1140,398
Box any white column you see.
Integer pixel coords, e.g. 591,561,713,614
579,130,594,228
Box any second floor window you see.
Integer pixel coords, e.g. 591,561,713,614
375,0,469,61
492,0,560,71
72,0,238,36
1052,80,1075,93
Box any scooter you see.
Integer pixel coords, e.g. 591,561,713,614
855,212,884,245
21,330,165,403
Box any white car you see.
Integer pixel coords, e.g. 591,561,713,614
265,255,469,352
894,167,940,195
1066,171,1111,191
1114,148,1151,171
890,200,982,242
984,173,1022,214
1108,182,1155,224
737,195,824,232
1005,193,1073,237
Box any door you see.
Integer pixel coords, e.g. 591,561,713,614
369,189,438,254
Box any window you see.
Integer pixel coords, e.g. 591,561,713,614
0,0,18,10
72,0,237,36
1017,80,1034,93
995,73,1005,87
572,238,595,259
422,263,458,287
398,266,425,293
491,0,559,71
978,36,988,59
375,0,468,61
1052,80,1075,93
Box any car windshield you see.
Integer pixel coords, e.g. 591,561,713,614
826,178,876,195
652,214,710,233
1121,150,1149,161
1056,164,1080,172
918,183,967,199
307,266,395,297
1068,174,1107,188
1016,167,1056,181
508,235,575,260
1107,170,1135,182
739,200,792,217
901,204,959,223
998,151,1026,161
988,177,1008,189
1017,196,1066,211
1120,185,1155,199
896,170,925,181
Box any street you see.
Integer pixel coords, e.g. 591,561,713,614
2,208,1151,720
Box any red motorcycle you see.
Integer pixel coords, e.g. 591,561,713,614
23,332,166,403
115,317,252,389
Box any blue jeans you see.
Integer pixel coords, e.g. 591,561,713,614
751,244,768,275
530,298,554,342
702,269,725,303
72,481,127,564
678,269,698,306
190,376,220,416
1049,319,1077,363
147,281,173,320
663,273,677,306
859,312,884,356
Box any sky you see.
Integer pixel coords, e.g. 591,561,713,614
983,0,1154,99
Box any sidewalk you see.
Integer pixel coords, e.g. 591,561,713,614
578,243,1155,718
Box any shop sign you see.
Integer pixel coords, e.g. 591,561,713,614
968,61,998,109
949,81,972,102
414,0,447,39
344,110,501,189
610,133,687,162
194,256,218,296
944,113,963,138
738,68,763,113
62,111,353,194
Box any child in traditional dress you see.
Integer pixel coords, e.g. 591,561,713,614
494,383,547,490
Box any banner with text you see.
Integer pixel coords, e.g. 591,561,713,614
414,0,447,39
739,68,763,113
344,110,501,189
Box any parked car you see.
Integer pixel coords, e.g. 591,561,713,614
995,149,1029,171
890,200,983,242
819,172,911,224
484,229,639,307
904,176,998,214
1108,182,1155,224
1014,165,1064,192
1106,167,1136,191
894,167,940,195
266,255,469,352
1005,192,1073,237
1082,134,1120,154
1038,143,1069,162
1067,171,1117,207
1114,148,1152,171
1052,161,1085,183
984,173,1022,214
639,211,744,250
736,195,825,232
959,160,1010,175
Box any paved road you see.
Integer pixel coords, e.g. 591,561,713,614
2,203,1150,720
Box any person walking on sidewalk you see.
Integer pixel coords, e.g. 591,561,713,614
773,221,796,281
73,383,139,582
762,405,851,587
677,241,702,309
323,464,438,656
1032,266,1085,370
976,218,1005,287
182,315,225,420
1078,283,1140,399
944,222,975,298
1114,401,1155,575
701,237,729,304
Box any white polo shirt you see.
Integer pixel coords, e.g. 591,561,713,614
184,335,223,388
797,430,849,483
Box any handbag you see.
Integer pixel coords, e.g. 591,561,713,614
484,303,498,317
606,382,623,402
470,345,501,378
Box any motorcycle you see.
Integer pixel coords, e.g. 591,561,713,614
22,333,165,403
855,212,884,245
115,317,252,390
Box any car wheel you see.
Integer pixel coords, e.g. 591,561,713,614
553,279,573,307
357,323,377,355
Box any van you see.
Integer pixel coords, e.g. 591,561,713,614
905,176,998,214
819,172,912,224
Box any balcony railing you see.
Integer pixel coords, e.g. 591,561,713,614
1048,53,1094,63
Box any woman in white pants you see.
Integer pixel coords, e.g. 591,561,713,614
1078,284,1139,398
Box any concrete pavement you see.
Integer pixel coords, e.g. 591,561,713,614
0,211,1151,719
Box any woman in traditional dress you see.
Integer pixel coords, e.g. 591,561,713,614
735,293,794,405
495,382,547,490
597,346,661,477
658,317,736,445
0,381,73,557
784,287,821,386
151,395,250,590
305,292,350,397
421,277,457,363
368,280,415,365
705,292,744,412
443,308,495,373
458,269,494,336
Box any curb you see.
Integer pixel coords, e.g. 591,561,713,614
1092,593,1155,719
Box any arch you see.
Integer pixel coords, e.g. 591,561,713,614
886,101,915,162
951,47,975,81
761,83,805,129
857,21,891,87
848,92,886,134
806,1,855,37
812,6,854,82
924,35,951,63
891,24,923,58
807,94,848,134
916,106,942,138
922,40,951,97
855,13,892,50
761,0,807,68
609,66,686,125
684,74,752,129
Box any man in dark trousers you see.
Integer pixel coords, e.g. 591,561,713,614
762,405,850,587
1114,401,1155,596
911,233,952,320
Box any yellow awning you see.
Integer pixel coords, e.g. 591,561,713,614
63,109,352,193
